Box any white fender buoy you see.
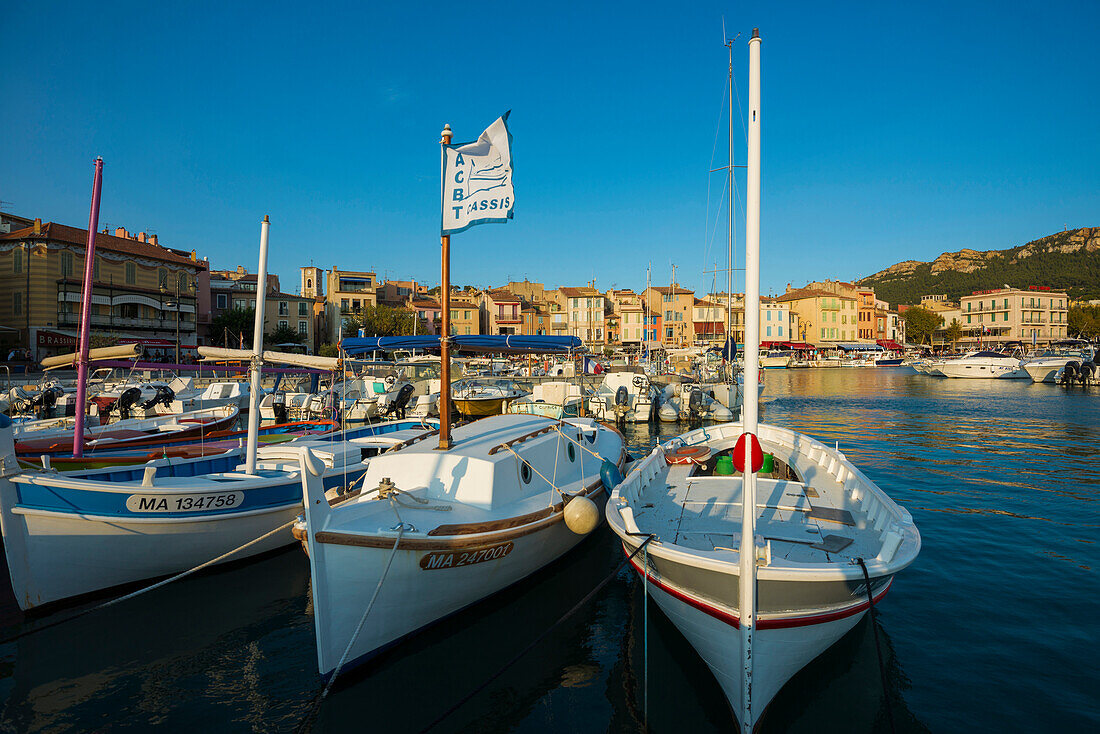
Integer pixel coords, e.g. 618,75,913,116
564,495,600,535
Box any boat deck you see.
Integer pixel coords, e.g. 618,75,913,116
635,464,883,565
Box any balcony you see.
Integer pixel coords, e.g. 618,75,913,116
57,312,189,331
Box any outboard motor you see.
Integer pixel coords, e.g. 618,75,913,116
272,391,289,424
115,387,144,420
141,384,175,411
687,386,704,418
380,383,415,419
1079,361,1096,385
1061,361,1080,386
612,384,631,422
33,384,62,420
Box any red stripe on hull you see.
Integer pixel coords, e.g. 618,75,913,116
624,546,892,630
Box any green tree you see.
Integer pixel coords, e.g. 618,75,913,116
1068,305,1100,338
945,318,963,350
209,308,255,348
267,324,305,346
901,306,943,345
318,343,340,358
343,304,419,337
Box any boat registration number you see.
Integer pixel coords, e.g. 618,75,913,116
125,492,244,513
419,542,514,571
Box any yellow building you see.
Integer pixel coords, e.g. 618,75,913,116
0,219,206,360
643,285,694,347
448,295,480,336
778,286,858,344
325,267,377,342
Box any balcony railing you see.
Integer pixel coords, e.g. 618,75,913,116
57,312,190,330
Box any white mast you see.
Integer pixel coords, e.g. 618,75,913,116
244,215,270,475
726,32,734,379
738,27,762,734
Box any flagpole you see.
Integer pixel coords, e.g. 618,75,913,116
438,124,453,450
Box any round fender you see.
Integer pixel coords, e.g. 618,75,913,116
600,458,623,490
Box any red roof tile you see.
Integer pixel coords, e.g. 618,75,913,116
2,222,206,269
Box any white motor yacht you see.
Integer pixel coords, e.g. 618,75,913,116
588,371,658,423
938,350,1028,379
1022,341,1097,383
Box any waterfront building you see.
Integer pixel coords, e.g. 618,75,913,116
692,298,726,345
300,266,327,352
210,265,280,294
408,298,442,335
557,285,607,346
505,279,545,305
856,287,877,341
0,219,207,361
643,284,693,348
520,303,549,336
448,295,480,336
325,267,377,343
779,285,858,344
479,289,522,335
608,290,645,346
378,279,420,306
958,286,1069,347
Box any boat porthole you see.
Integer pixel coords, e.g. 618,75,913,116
520,461,532,483
568,443,576,462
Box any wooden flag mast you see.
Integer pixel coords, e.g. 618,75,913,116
438,124,454,450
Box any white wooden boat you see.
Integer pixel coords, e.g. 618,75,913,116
0,414,434,611
605,422,920,727
509,381,584,419
587,372,658,423
451,378,528,417
295,413,625,677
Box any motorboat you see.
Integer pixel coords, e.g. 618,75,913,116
657,381,735,422
587,371,659,423
509,381,585,419
0,414,435,610
605,422,920,728
163,380,259,413
451,378,528,417
759,350,791,369
938,350,1028,379
1022,341,1097,383
294,413,626,677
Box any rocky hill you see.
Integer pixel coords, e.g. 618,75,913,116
857,227,1100,306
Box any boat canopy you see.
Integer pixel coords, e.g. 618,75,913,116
876,339,905,350
834,342,885,352
341,335,582,355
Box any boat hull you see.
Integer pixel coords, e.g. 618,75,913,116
453,397,509,417
306,496,604,677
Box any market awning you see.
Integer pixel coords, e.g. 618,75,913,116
341,335,583,355
694,323,725,334
834,342,884,352
876,339,904,350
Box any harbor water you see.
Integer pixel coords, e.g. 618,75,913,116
0,367,1096,732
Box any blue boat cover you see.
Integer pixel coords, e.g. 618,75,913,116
341,335,582,355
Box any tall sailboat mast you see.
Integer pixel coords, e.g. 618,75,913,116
726,34,734,371
739,27,762,733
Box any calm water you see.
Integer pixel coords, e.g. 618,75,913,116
1,368,1097,733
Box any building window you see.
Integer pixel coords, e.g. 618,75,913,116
821,327,825,338
279,320,288,329
279,301,289,316
298,301,308,316
298,320,308,334
306,278,312,289
178,272,188,291
766,326,772,337
665,328,673,339
126,262,136,284
13,292,22,316
778,325,784,336
464,310,470,320
61,251,74,277
13,249,22,274
341,299,349,311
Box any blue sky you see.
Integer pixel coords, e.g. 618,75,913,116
2,1,1097,301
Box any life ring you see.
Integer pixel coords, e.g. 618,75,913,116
664,445,712,465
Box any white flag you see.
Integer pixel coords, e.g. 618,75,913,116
441,112,514,235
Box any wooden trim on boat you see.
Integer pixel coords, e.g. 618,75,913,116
384,429,439,453
487,424,558,455
623,548,893,630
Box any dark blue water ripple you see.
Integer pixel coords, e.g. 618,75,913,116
0,367,1096,732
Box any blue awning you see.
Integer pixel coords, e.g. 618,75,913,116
341,335,582,355
834,342,885,352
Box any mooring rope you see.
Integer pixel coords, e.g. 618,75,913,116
856,558,896,734
294,511,406,734
419,535,654,733
0,517,298,644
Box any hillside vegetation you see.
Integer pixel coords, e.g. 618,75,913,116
857,227,1100,306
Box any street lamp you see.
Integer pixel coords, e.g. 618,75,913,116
161,276,197,364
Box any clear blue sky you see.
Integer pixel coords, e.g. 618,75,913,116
3,1,1097,301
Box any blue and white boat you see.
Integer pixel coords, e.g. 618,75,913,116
0,415,437,611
